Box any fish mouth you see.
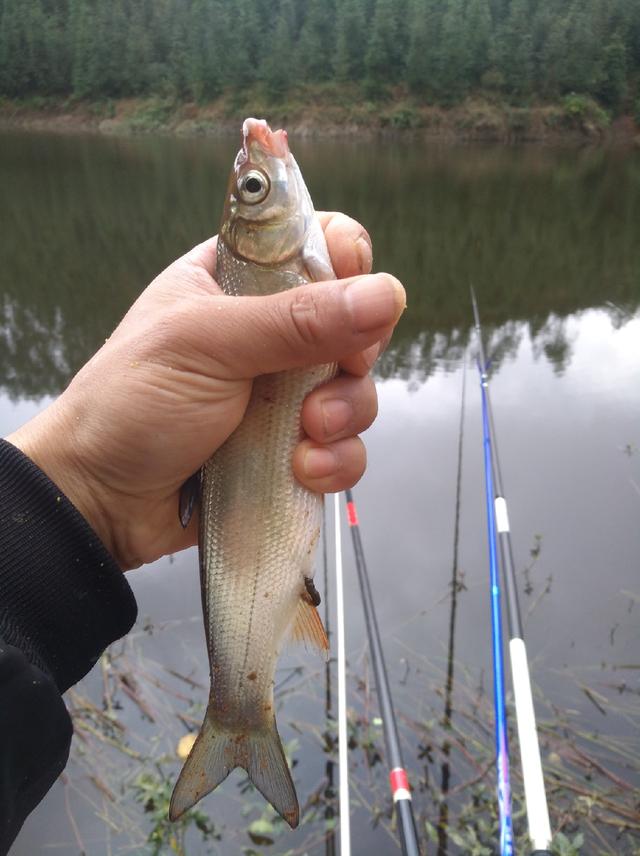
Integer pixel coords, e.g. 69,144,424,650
241,118,289,160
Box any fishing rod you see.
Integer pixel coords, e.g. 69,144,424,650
333,494,351,856
438,357,467,854
478,354,515,856
471,288,553,856
322,508,336,856
343,489,420,856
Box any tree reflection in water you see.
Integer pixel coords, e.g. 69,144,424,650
1,132,639,400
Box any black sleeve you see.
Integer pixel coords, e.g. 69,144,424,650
0,439,137,854
0,640,72,853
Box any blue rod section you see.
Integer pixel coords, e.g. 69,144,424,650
479,364,515,856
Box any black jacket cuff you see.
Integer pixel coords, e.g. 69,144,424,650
0,439,137,692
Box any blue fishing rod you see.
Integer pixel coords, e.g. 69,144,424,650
478,357,515,856
472,288,553,856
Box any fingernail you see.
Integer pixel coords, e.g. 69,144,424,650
345,274,405,332
321,398,352,438
303,446,338,479
355,233,373,274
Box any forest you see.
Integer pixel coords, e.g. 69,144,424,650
0,0,639,114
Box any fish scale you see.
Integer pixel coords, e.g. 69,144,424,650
201,366,330,714
170,119,335,829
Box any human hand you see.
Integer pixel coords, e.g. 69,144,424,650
8,213,405,570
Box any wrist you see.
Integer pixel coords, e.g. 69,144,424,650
7,404,118,566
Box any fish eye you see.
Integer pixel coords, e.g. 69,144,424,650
238,170,270,204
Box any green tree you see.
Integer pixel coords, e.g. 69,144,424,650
562,2,600,93
167,0,189,96
597,33,627,109
495,0,534,97
535,7,568,97
124,1,152,95
185,0,223,101
365,0,403,93
216,0,260,89
406,0,437,96
100,0,128,95
465,0,492,85
69,0,100,97
0,0,31,96
1,0,640,116
262,0,295,98
297,0,336,82
334,0,366,82
439,0,471,99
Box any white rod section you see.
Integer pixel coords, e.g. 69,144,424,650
509,638,553,850
494,496,510,534
334,492,351,856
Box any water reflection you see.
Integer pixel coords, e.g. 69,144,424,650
0,132,235,399
3,132,640,855
1,132,639,400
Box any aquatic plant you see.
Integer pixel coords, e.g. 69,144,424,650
57,593,640,856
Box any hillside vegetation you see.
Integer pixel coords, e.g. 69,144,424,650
1,0,639,137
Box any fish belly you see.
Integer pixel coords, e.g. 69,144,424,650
170,362,335,827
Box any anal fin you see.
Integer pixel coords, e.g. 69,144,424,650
289,596,329,656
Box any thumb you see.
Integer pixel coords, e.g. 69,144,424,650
185,273,406,379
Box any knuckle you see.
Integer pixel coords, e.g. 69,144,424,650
287,289,324,347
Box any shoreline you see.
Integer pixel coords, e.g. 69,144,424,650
1,95,639,145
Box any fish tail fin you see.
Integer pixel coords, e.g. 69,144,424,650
169,715,299,829
169,715,230,822
246,721,299,828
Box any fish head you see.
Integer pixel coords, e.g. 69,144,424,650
220,118,313,266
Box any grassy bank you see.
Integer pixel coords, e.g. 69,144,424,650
1,87,638,144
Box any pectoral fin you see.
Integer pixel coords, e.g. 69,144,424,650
178,470,201,529
302,216,335,282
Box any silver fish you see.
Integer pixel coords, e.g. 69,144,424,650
170,119,336,828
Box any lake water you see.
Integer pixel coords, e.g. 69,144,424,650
1,131,639,855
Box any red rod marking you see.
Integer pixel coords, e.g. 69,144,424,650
346,501,359,527
347,502,359,526
389,767,410,796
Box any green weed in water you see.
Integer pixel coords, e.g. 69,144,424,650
131,764,220,855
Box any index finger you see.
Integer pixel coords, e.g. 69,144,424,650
185,235,218,275
318,211,373,279
338,334,392,378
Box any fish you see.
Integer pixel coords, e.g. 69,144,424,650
169,118,337,828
